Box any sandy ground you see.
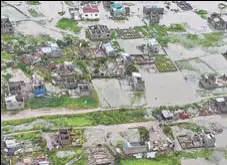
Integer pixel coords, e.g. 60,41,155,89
92,79,146,108
83,121,153,147
9,69,31,83
142,71,198,107
166,43,209,61
200,54,227,74
181,157,227,165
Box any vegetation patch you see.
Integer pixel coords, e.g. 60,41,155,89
195,9,208,19
120,149,212,165
2,109,149,131
125,63,139,75
28,91,99,109
13,131,41,141
154,55,177,72
163,124,174,139
56,18,81,33
26,1,40,5
58,11,65,16
28,8,43,17
48,146,84,165
169,122,205,132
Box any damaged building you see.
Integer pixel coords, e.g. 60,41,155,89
177,132,215,149
88,144,115,165
131,72,145,91
213,97,227,113
176,1,193,11
1,16,14,35
87,25,111,41
57,129,72,146
40,42,62,58
199,74,227,89
208,13,227,30
143,6,164,24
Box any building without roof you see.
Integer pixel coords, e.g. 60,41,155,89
143,6,164,24
88,144,115,165
57,129,72,146
131,72,145,91
1,16,14,35
87,25,111,41
214,97,227,113
208,13,227,30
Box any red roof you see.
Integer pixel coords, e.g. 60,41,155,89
83,7,99,13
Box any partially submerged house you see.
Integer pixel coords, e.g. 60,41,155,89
57,129,72,146
131,72,145,91
1,16,14,35
88,144,115,165
87,25,111,41
143,6,164,24
5,94,24,110
208,13,227,30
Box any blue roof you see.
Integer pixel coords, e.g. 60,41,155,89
34,88,46,95
110,3,122,9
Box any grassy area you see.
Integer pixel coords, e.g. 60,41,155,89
169,122,205,132
120,149,212,165
13,131,41,141
2,108,149,132
199,32,225,47
26,1,40,5
56,18,81,33
1,51,13,61
28,8,42,17
154,55,177,72
163,124,174,139
48,146,84,165
58,11,65,16
28,92,99,109
195,9,208,19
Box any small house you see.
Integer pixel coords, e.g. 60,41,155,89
5,94,24,110
131,72,145,91
79,3,100,20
